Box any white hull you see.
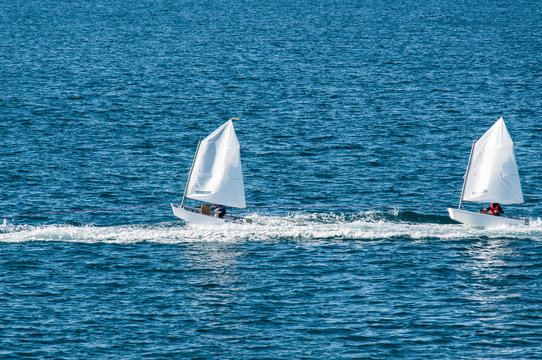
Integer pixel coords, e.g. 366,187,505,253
171,204,249,225
447,208,529,227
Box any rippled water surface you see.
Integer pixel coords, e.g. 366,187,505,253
1,0,541,358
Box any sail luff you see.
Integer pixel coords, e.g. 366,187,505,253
458,139,476,209
181,138,202,208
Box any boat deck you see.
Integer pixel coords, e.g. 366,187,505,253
172,204,252,224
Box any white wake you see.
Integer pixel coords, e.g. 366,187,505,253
1,213,541,244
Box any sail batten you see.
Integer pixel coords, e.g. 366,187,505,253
462,117,524,205
184,120,246,208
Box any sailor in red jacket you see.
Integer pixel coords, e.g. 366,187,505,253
485,203,504,216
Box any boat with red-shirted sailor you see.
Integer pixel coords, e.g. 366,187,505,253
447,117,529,227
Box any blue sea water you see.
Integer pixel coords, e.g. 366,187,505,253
1,0,541,358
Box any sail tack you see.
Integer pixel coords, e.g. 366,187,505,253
462,117,524,204
185,120,246,208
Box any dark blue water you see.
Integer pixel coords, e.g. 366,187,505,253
1,0,541,358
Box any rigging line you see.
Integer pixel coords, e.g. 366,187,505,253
1,203,171,219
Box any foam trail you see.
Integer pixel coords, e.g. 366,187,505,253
1,213,541,244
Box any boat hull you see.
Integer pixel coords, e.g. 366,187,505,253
447,208,529,227
171,204,250,225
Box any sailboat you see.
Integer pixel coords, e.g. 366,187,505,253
171,118,251,225
447,117,529,227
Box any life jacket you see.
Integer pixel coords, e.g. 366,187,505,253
489,203,501,216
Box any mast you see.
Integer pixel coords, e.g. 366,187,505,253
181,138,202,208
458,138,477,209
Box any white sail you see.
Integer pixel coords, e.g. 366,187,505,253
185,120,246,208
462,117,524,204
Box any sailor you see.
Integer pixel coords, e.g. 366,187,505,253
214,204,226,218
485,203,504,216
